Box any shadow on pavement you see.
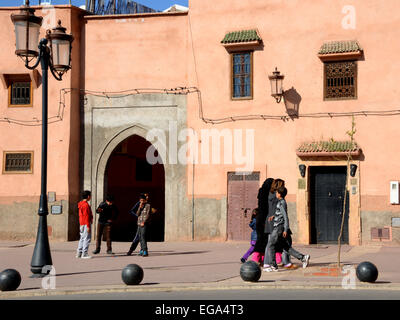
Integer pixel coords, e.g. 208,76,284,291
90,250,210,258
144,261,239,270
56,269,122,277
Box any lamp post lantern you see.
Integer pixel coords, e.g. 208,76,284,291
11,0,74,277
268,67,285,103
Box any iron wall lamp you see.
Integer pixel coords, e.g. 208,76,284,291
268,67,285,103
299,164,306,178
350,164,357,177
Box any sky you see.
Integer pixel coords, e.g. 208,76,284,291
0,0,189,11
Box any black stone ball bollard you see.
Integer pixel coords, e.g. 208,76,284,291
240,261,261,282
356,261,378,283
0,269,22,291
121,264,144,285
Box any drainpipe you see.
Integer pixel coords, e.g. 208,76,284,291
192,158,195,241
189,127,196,241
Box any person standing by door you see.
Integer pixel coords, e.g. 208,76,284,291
76,190,93,259
93,195,118,255
127,193,151,257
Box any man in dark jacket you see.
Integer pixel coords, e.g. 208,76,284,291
93,195,118,255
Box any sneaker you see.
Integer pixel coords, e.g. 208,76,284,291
142,250,148,257
81,252,92,259
75,252,82,258
107,250,114,255
240,258,246,263
284,263,298,270
92,249,100,254
139,250,143,256
302,255,310,268
126,250,133,256
263,266,278,272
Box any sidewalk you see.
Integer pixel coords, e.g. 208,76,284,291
0,240,399,298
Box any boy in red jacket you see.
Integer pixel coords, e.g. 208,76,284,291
76,190,93,259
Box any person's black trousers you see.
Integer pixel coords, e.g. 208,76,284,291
129,225,147,252
95,222,112,252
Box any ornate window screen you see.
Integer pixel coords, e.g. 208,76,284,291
232,52,253,99
324,61,357,100
3,152,33,173
10,81,31,105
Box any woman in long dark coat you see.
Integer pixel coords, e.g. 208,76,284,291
252,178,274,265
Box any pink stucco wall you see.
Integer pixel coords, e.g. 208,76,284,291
186,0,400,213
0,6,83,239
83,12,188,91
1,1,400,242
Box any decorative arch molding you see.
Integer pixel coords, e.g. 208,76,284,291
82,92,192,241
93,124,158,210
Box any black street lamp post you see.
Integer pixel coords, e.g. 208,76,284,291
11,0,74,277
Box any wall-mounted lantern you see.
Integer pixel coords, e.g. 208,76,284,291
268,67,285,103
350,164,357,177
299,164,306,178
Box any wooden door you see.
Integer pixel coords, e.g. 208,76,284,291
227,172,260,240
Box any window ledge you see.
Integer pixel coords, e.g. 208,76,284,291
231,96,253,101
222,40,262,52
0,70,40,89
318,51,363,62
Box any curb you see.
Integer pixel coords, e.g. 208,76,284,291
2,280,400,299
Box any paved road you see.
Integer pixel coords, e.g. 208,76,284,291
10,288,400,300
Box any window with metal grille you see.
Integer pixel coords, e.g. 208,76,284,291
3,152,33,173
324,61,357,100
232,52,253,99
9,81,31,106
371,227,391,241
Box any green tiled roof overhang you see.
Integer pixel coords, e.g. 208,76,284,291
318,40,362,55
297,140,360,153
221,30,261,44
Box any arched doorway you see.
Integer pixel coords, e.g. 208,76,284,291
103,134,165,242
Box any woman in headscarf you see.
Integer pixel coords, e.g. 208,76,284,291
251,178,274,265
